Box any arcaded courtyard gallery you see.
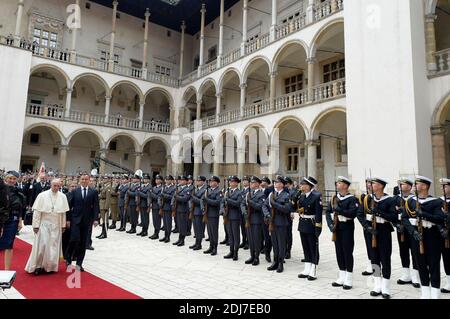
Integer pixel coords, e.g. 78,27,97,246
0,0,449,299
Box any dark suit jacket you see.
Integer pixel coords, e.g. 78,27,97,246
68,187,100,225
30,182,50,206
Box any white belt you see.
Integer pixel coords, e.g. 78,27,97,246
398,214,402,221
408,218,435,229
300,214,315,219
332,213,351,222
366,214,386,224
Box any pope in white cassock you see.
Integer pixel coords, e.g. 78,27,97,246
25,179,69,275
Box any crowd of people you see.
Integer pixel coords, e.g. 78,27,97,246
0,169,449,300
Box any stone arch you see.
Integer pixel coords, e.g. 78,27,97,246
271,115,309,144
242,55,272,83
218,68,242,92
67,128,105,147
198,78,218,96
23,123,65,144
110,80,144,102
106,133,139,152
30,63,71,89
182,86,198,103
272,39,310,69
142,136,171,155
72,72,110,96
309,18,345,58
310,106,347,139
143,87,174,107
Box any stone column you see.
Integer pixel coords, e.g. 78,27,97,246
217,0,225,68
213,152,220,177
269,144,280,179
240,0,248,56
240,83,247,117
142,8,150,80
139,102,145,129
104,95,111,117
108,0,119,72
306,139,320,178
269,71,277,111
14,0,25,46
58,145,69,174
307,57,316,102
64,87,73,118
196,98,202,120
198,4,206,77
431,125,448,194
237,147,245,178
270,0,277,41
98,148,107,175
166,155,173,177
70,0,80,63
425,14,438,72
330,0,338,12
306,0,315,24
216,92,222,122
179,21,186,79
193,153,202,178
134,152,143,171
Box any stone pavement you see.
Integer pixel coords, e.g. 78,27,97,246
2,215,449,299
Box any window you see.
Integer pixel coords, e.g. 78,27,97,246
53,147,58,155
323,58,345,83
90,151,96,159
100,51,119,64
194,56,200,70
284,73,304,94
317,136,322,160
32,28,58,48
336,138,347,163
155,65,171,76
109,141,117,151
124,153,129,161
30,133,40,145
287,147,299,172
208,46,217,62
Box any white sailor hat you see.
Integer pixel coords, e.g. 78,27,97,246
371,177,388,187
415,175,433,186
336,176,351,186
398,178,413,186
439,178,450,186
301,176,318,187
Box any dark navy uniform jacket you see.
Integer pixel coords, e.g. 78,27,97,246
160,184,175,212
175,185,191,214
402,196,445,235
356,194,397,232
190,185,207,216
118,184,129,207
225,188,242,221
325,193,359,231
126,183,140,206
262,189,293,227
148,184,163,210
203,187,223,218
241,188,266,225
296,189,323,234
138,184,151,209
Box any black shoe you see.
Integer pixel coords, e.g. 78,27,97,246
98,234,107,240
298,273,308,279
96,233,103,239
187,232,192,236
239,242,245,249
140,232,148,237
343,285,352,290
220,238,228,245
276,263,284,273
206,238,210,242
397,279,412,285
267,263,279,271
76,265,85,272
86,246,94,251
159,237,166,242
173,229,179,233
362,271,374,276
189,244,197,249
224,252,233,259
332,282,343,287
252,258,259,266
243,244,249,250
164,238,170,243
193,245,202,251
177,241,185,247
226,242,230,246
150,234,158,240
117,226,126,232
204,247,213,254
370,291,382,297
245,257,255,264
138,223,142,227
285,251,291,260
307,276,317,281
413,283,421,289
382,293,391,299
108,223,116,229
34,268,42,276
301,258,306,263
233,251,238,261
173,240,180,246
441,287,450,293
136,231,143,236
265,253,271,263
211,248,217,256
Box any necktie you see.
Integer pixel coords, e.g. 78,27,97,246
83,188,87,199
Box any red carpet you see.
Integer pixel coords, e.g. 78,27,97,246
0,238,141,299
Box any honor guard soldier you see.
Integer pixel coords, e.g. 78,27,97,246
148,175,163,240
356,177,376,276
403,176,445,299
189,176,208,250
325,176,358,290
240,176,266,266
109,177,120,229
160,176,176,243
125,174,141,234
439,178,450,293
260,176,273,263
117,175,129,232
240,176,251,250
186,175,195,236
296,176,322,280
359,177,397,299
285,177,298,260
223,176,243,261
202,176,223,256
97,178,111,240
136,174,151,237
393,178,420,288
220,177,230,247
172,176,191,247
262,176,292,273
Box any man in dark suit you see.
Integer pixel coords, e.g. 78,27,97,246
30,175,50,207
66,174,100,271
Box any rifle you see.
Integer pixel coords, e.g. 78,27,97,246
172,185,179,218
189,186,196,221
398,180,405,243
223,179,229,225
135,182,141,215
269,191,277,232
414,179,425,255
245,191,252,229
331,180,339,242
369,172,377,249
202,181,209,224
443,182,449,249
158,184,164,217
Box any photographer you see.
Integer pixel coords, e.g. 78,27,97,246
0,171,25,270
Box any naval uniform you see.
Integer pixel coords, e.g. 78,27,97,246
357,193,376,274
403,196,445,289
203,187,223,253
326,193,358,273
438,196,450,292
